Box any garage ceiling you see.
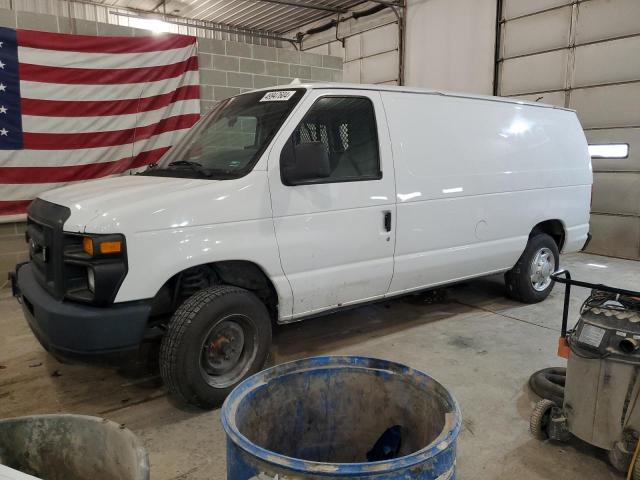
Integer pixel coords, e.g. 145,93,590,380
91,0,367,34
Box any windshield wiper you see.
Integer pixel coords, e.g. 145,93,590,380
167,160,203,168
139,160,238,179
201,167,237,177
165,160,213,177
137,159,212,178
170,160,237,177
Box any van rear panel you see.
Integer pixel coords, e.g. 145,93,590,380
380,91,592,294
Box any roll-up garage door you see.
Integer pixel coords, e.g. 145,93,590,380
496,0,640,260
299,9,401,87
343,22,401,85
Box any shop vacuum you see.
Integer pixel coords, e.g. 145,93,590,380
529,269,640,478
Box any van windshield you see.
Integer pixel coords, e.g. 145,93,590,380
142,89,305,180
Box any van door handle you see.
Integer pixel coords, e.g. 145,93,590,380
383,211,392,232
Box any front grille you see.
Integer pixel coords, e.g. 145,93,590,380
27,219,54,292
26,199,71,300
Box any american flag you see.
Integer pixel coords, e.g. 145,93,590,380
0,27,200,217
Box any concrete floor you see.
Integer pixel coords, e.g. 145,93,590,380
1,252,639,479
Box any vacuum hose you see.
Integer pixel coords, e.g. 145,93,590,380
620,338,640,354
529,367,566,406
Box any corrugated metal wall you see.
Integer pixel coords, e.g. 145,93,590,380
497,0,640,260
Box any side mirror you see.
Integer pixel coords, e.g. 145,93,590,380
281,140,331,185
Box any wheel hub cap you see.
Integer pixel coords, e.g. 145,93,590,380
202,321,245,375
530,247,554,292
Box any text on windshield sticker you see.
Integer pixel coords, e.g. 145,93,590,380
260,91,296,102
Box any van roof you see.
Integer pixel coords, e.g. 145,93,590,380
250,81,575,112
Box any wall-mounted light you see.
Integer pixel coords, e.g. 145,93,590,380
588,144,629,159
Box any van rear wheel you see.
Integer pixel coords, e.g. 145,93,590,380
159,285,272,409
505,233,559,303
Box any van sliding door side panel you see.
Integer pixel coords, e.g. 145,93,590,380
379,91,592,295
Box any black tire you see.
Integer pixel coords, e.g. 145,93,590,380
530,399,555,440
159,285,272,409
505,233,559,303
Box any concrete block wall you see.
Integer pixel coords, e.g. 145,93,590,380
0,6,343,281
197,39,343,112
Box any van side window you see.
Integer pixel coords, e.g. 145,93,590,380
282,96,381,185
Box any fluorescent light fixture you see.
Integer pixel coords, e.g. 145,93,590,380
442,187,463,194
128,17,173,34
588,144,629,159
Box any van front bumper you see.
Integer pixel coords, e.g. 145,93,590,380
14,263,151,363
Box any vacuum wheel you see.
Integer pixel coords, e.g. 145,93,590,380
530,399,556,440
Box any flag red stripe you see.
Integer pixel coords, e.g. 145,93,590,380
23,114,200,150
0,147,170,184
20,56,198,85
0,200,31,215
17,29,196,53
21,85,200,117
1,31,200,215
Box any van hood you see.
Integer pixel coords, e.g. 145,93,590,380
38,173,270,234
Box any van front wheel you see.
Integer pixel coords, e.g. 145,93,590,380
159,285,272,409
505,233,559,303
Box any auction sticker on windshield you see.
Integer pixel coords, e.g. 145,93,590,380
260,91,296,102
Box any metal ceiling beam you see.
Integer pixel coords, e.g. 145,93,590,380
150,0,166,11
110,11,297,44
251,0,348,13
362,0,404,8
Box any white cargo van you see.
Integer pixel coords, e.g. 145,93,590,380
15,83,592,407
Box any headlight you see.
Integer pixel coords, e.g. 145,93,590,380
87,268,95,293
63,233,128,305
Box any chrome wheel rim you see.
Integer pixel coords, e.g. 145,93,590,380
530,247,554,292
199,315,257,388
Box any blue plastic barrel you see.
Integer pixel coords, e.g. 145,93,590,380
221,356,461,479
